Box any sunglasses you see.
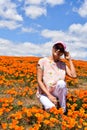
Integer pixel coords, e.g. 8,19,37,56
54,49,64,56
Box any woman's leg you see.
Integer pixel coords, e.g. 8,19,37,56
52,80,67,112
39,94,55,110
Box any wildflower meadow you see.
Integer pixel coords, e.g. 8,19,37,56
0,56,87,130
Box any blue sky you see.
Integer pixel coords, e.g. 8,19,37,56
0,0,87,60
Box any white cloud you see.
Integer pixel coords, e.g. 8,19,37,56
73,0,87,18
40,23,87,60
0,38,51,56
0,19,87,60
0,0,23,30
69,23,86,33
0,31,87,60
25,0,64,6
25,0,43,5
0,20,22,30
21,27,38,33
0,22,87,60
0,0,23,21
0,42,86,60
24,0,65,19
41,29,66,41
71,49,87,59
69,23,87,42
24,5,47,19
46,0,65,6
41,23,87,44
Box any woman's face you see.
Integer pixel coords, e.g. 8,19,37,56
52,48,64,61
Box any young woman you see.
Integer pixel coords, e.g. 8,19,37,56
36,42,77,112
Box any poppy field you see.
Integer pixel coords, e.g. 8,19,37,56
0,56,87,130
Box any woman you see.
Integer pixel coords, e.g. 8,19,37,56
36,42,77,113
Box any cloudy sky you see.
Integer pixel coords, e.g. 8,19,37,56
0,0,87,60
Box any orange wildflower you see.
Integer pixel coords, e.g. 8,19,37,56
17,101,23,106
1,123,7,129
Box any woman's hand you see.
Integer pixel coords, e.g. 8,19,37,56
48,94,57,105
64,51,71,60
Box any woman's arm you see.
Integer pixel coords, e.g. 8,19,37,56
65,52,77,78
37,64,57,104
37,64,50,96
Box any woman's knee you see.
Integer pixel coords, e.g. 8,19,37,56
57,80,66,88
39,95,55,110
